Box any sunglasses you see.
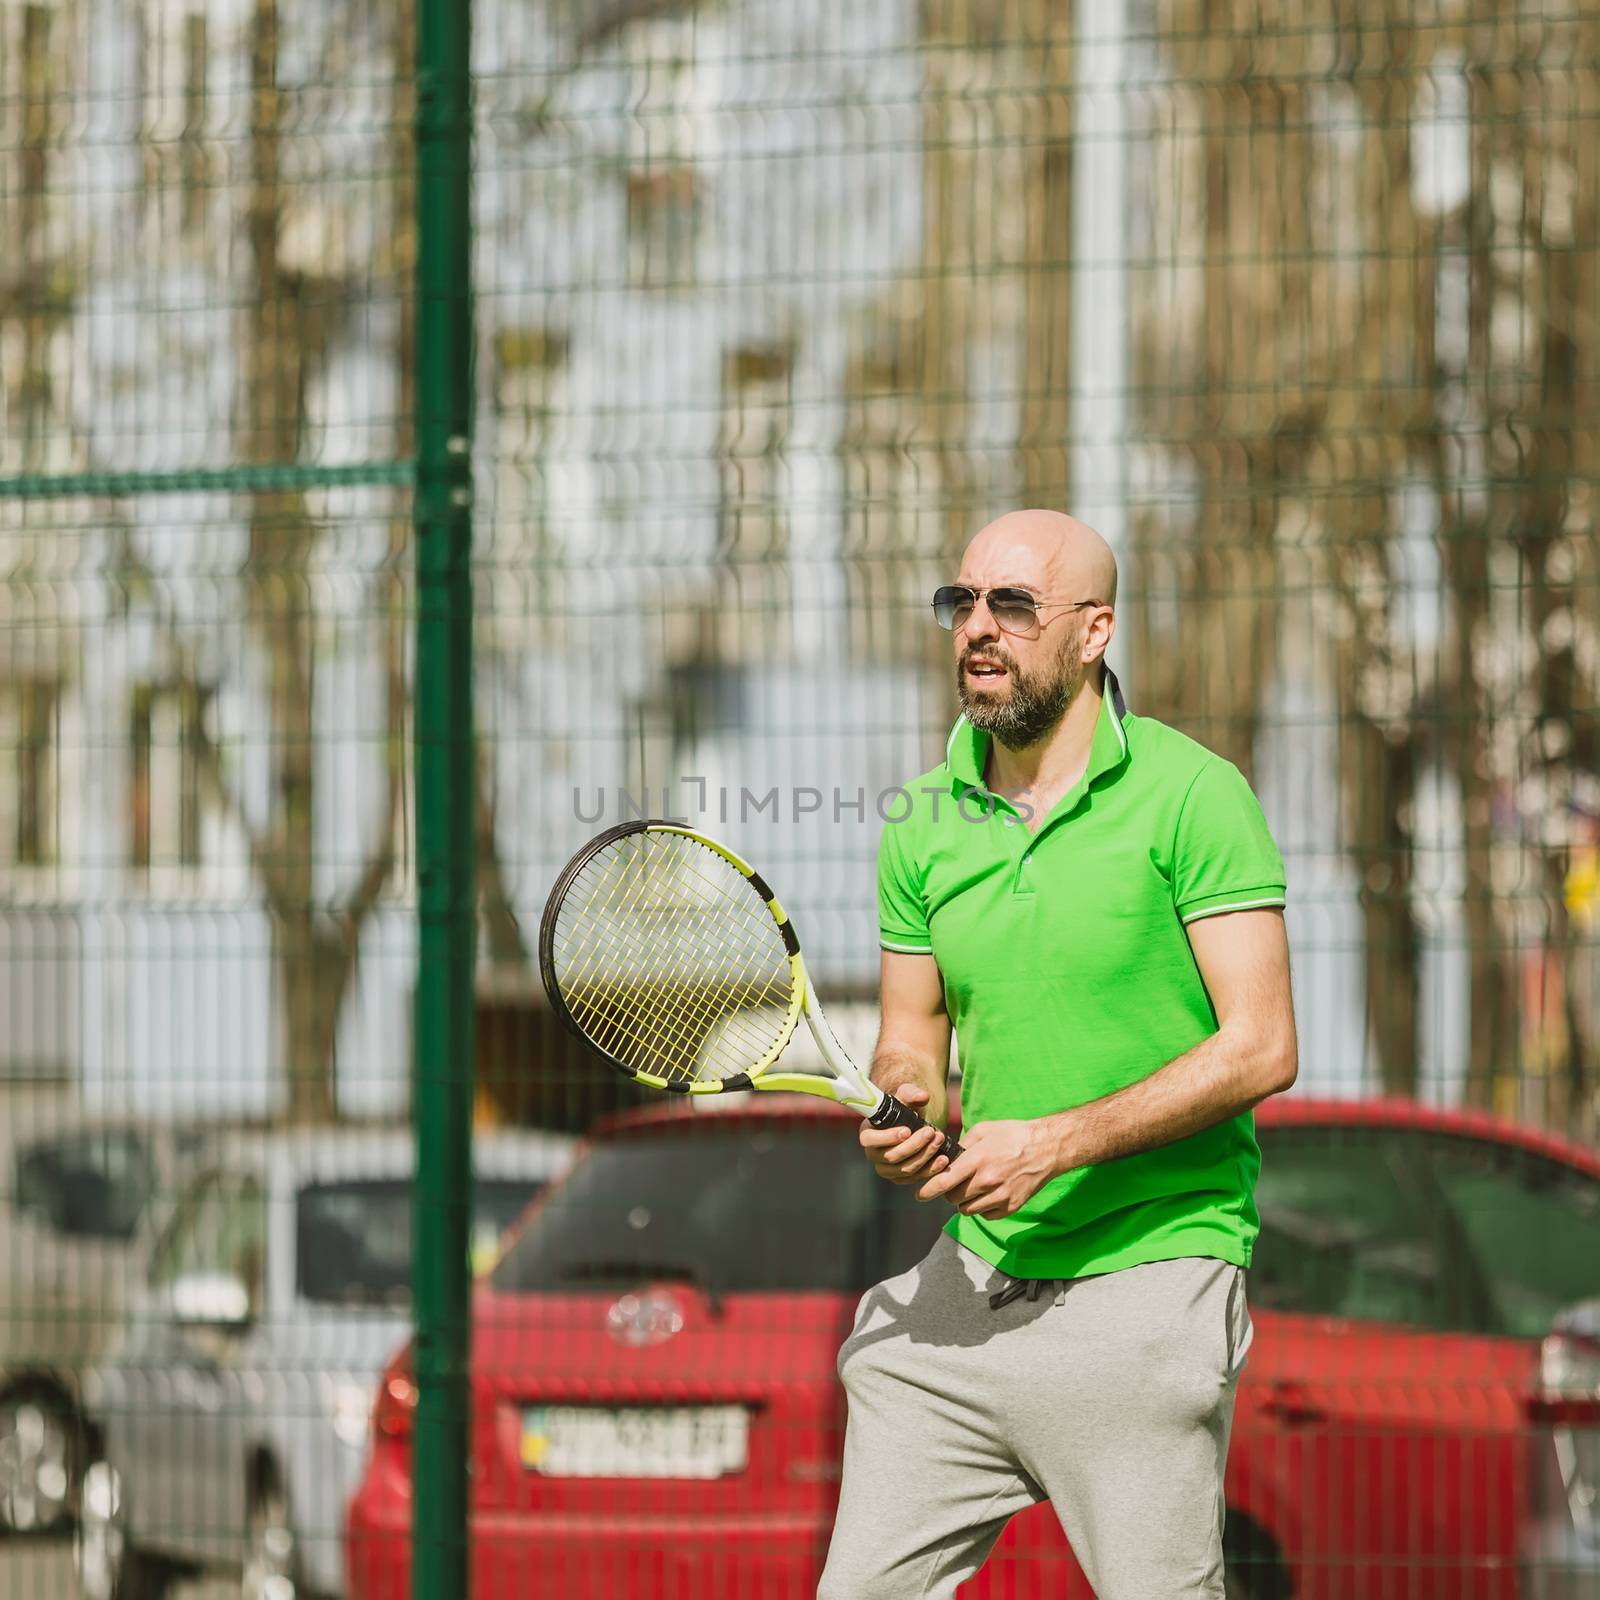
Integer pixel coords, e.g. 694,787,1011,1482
931,585,1101,635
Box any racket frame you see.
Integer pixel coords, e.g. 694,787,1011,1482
539,819,879,1112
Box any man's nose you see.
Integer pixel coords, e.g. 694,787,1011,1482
959,593,1000,645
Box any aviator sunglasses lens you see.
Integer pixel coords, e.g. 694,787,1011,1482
931,586,970,629
987,590,1039,631
931,586,1039,632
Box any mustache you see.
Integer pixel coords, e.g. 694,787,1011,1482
959,646,1018,673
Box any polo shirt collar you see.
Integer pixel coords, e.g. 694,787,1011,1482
945,667,1131,797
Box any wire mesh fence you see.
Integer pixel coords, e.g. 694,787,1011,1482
1,0,1598,1596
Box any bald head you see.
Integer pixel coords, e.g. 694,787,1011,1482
959,510,1118,609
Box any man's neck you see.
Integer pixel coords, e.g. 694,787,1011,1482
983,670,1105,806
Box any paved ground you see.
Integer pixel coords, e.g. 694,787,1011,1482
0,1536,232,1599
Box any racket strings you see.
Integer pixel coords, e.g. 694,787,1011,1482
556,853,785,1073
579,865,785,1046
567,894,791,1071
557,923,720,1077
550,831,796,1085
558,876,790,1080
567,945,782,1080
557,895,722,1069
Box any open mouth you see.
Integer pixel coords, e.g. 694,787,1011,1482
964,659,1009,683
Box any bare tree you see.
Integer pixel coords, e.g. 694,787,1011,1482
214,0,404,1122
225,0,529,1121
1458,13,1599,1132
1139,4,1600,1123
1138,6,1440,1094
1014,9,1073,516
1318,62,1433,1098
1132,14,1303,783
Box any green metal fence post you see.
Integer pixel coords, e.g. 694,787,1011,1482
412,0,475,1592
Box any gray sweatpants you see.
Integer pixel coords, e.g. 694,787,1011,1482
818,1233,1252,1600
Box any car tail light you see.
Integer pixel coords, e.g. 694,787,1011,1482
373,1347,418,1444
1530,1330,1600,1545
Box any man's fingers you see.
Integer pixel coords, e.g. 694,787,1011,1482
889,1140,947,1178
859,1122,934,1160
881,1126,941,1165
859,1123,912,1150
917,1152,979,1202
872,1153,948,1185
860,1099,950,1186
883,1145,940,1184
870,1126,940,1164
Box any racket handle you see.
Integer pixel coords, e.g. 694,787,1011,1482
867,1093,964,1163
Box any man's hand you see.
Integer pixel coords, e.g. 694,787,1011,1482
915,1119,1059,1219
859,1084,952,1185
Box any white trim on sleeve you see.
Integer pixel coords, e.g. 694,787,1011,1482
1179,896,1287,925
880,938,936,954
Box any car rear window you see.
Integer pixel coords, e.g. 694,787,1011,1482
490,1122,947,1296
1421,1136,1600,1339
1251,1128,1459,1329
297,1177,545,1307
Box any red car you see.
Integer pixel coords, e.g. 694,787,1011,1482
346,1097,1600,1599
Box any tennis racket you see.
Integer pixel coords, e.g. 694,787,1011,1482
539,819,963,1162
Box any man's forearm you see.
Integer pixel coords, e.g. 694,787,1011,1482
1041,1022,1295,1175
870,1044,950,1128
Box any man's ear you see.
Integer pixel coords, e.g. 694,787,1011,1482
1082,606,1116,664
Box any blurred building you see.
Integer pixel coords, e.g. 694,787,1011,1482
0,0,963,1121
1,1,1596,1133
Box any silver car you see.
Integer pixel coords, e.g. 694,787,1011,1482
74,1126,573,1600
0,1096,200,1534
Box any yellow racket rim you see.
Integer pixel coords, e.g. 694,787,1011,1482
540,821,805,1093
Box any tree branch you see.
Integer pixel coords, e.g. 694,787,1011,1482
335,571,405,940
476,741,529,969
109,523,297,910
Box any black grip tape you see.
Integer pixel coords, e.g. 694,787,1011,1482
867,1093,964,1163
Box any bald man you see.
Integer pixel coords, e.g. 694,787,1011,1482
818,511,1297,1599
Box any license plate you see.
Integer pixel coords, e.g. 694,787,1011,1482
520,1404,749,1478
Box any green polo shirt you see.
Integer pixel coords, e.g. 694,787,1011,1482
877,671,1287,1280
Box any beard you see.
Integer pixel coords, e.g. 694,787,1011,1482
957,638,1084,751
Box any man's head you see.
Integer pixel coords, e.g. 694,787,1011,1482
946,510,1117,751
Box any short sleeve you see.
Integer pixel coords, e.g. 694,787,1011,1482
1171,758,1287,924
877,814,933,954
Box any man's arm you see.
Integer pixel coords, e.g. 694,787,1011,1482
858,949,955,1185
918,907,1296,1217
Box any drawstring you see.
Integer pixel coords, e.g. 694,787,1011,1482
988,1276,1068,1310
